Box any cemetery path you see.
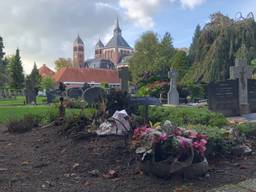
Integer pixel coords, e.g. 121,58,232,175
0,124,256,192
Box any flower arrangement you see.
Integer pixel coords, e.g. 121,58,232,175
132,124,208,163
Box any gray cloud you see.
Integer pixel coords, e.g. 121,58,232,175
0,0,124,73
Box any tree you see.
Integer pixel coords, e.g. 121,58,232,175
0,37,7,87
54,58,72,71
8,49,25,89
29,62,41,94
157,32,175,75
129,32,159,83
171,50,188,81
183,12,256,83
40,76,55,90
188,25,201,64
0,36,5,64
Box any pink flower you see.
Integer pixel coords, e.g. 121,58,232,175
187,130,198,139
197,133,208,140
159,133,168,142
177,136,192,149
192,139,208,156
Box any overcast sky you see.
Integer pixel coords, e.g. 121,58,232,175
0,0,255,74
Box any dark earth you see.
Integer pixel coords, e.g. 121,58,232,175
0,125,256,192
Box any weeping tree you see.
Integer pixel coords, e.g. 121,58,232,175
183,12,256,83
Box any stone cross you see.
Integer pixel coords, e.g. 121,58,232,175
167,68,179,105
230,59,253,114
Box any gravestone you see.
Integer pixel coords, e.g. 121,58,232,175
118,67,129,92
46,90,56,104
25,78,37,104
67,87,83,99
248,79,256,113
167,69,179,105
208,80,239,116
230,59,253,114
83,87,106,105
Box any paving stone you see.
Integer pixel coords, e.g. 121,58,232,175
207,184,249,192
237,178,256,191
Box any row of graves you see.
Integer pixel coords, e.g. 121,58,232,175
0,89,23,100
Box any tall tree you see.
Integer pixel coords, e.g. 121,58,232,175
54,58,72,71
0,37,7,87
29,62,41,93
8,49,25,89
188,25,201,64
129,32,159,83
171,50,188,81
157,32,175,75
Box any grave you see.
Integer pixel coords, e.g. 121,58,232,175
230,58,253,114
83,87,107,105
208,58,254,116
208,80,239,116
118,67,129,92
167,69,179,105
67,87,83,99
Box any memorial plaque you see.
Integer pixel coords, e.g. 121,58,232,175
248,79,256,113
208,80,239,116
67,87,83,99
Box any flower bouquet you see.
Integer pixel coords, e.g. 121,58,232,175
132,122,209,178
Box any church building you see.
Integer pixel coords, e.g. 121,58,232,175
73,18,133,69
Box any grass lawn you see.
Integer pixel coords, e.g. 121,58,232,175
0,105,95,124
0,96,46,106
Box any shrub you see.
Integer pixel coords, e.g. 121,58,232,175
236,123,256,136
147,106,227,127
7,114,41,134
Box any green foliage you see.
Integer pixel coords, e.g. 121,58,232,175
147,106,227,127
7,113,41,134
188,25,201,64
54,57,72,71
29,62,41,91
171,50,189,81
40,76,55,90
0,37,8,87
129,32,159,83
8,49,25,89
136,85,150,96
236,123,256,136
184,12,256,83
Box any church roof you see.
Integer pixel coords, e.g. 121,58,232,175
83,58,115,69
53,67,120,84
74,35,84,45
95,39,104,49
105,35,132,49
39,64,55,77
105,18,132,49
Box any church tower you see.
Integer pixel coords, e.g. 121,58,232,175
73,35,85,67
95,39,104,59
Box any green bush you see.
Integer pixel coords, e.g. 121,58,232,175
7,114,41,134
147,106,227,127
236,123,256,136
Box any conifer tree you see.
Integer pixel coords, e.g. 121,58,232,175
29,62,41,93
8,49,25,89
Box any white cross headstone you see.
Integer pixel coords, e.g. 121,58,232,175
168,68,179,105
230,58,253,114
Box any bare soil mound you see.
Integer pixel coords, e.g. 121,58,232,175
0,125,256,192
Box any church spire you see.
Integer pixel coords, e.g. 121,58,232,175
114,16,121,35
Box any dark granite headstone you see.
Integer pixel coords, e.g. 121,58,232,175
46,90,56,103
83,87,106,104
118,67,129,92
208,80,239,116
67,87,83,99
248,79,256,113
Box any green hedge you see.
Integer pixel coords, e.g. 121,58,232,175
148,106,227,127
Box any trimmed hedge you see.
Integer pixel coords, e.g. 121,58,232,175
148,106,227,127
